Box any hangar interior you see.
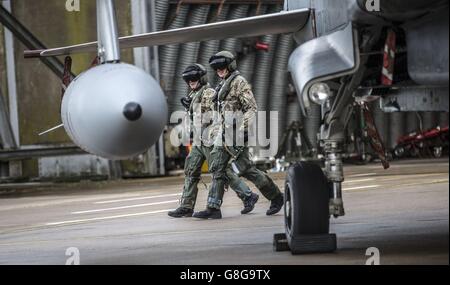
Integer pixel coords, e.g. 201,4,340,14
0,0,448,183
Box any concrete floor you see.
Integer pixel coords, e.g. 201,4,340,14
0,159,448,265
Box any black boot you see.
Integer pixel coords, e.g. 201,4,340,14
168,207,194,218
241,193,260,215
193,208,222,220
266,194,284,216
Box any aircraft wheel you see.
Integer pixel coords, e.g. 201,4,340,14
284,162,335,254
433,146,443,158
394,146,405,158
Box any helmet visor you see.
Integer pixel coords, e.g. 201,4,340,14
182,70,202,83
209,56,232,70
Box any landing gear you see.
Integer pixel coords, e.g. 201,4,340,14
274,162,337,254
324,141,346,218
274,24,384,254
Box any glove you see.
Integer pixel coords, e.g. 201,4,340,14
181,97,192,110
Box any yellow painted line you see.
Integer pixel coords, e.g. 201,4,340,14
72,200,179,215
343,178,376,184
46,209,172,226
95,193,181,204
347,173,378,178
344,185,380,191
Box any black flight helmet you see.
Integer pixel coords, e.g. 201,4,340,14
209,51,237,72
182,64,208,85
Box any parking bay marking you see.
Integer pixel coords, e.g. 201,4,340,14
46,209,173,226
72,200,179,215
95,193,181,204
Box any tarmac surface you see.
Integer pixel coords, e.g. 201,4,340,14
0,159,448,265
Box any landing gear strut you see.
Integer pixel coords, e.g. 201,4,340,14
274,23,381,254
324,141,346,218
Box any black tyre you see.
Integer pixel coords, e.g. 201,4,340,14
284,162,330,248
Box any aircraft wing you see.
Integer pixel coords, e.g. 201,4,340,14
24,9,309,58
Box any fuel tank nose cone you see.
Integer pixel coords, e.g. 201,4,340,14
61,63,168,160
123,102,142,121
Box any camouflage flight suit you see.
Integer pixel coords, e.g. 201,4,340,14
206,71,282,209
180,84,253,210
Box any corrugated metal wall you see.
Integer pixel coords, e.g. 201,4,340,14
154,1,449,157
155,2,301,157
1,1,448,180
